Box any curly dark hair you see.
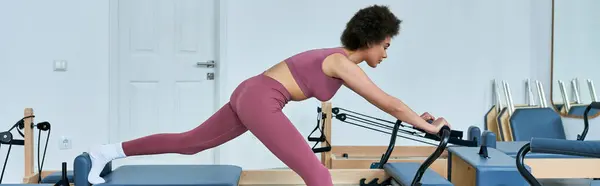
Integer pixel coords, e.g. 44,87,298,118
341,5,402,50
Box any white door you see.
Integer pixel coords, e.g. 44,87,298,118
113,0,218,166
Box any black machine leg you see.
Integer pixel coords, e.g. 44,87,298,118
53,162,69,186
359,178,391,186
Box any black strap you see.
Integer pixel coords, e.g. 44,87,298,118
312,146,332,153
308,108,325,142
308,107,331,153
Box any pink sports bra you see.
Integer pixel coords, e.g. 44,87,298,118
284,47,348,101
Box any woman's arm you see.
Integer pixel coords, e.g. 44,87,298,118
324,54,446,134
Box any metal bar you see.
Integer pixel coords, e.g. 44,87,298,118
588,79,597,102
503,81,514,114
559,80,571,112
494,79,504,113
527,78,535,106
536,80,547,108
571,78,582,104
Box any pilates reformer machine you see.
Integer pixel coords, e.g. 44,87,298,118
0,108,71,186
306,102,478,178
307,100,600,185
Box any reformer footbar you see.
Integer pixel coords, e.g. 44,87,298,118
577,101,600,141
386,126,452,186
358,118,453,186
308,106,479,186
0,115,52,184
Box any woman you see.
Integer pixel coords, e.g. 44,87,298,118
86,4,450,186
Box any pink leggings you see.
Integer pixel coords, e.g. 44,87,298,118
121,74,332,186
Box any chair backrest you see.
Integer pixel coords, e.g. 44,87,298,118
496,107,510,141
484,105,502,141
509,107,566,141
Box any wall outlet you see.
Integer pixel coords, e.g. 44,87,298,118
59,136,72,150
53,60,67,71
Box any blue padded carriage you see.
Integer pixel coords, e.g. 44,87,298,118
39,171,74,184
383,163,452,186
73,152,243,186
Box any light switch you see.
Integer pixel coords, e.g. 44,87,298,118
53,60,67,71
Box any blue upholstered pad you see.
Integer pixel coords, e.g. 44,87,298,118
481,131,496,148
99,165,242,186
40,170,74,183
73,152,242,186
509,108,565,141
467,126,481,146
496,141,593,158
530,138,600,158
383,163,452,186
592,180,600,186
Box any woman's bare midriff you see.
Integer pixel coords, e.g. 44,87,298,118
263,61,309,101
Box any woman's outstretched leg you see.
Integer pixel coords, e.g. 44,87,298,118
87,102,247,184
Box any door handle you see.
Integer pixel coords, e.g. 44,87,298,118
197,60,215,68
